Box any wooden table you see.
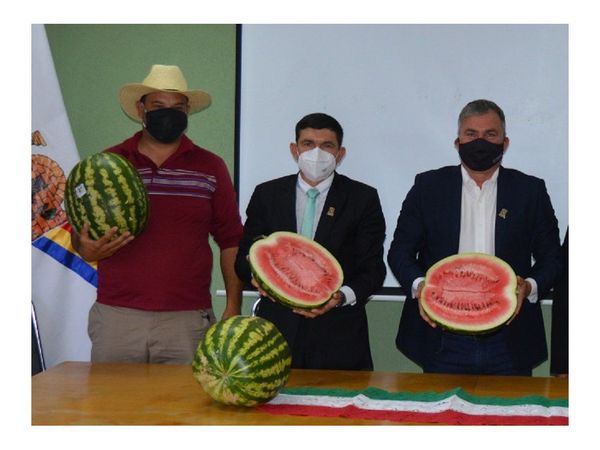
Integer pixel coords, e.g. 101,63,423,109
32,362,568,425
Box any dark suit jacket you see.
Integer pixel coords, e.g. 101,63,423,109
387,165,562,370
550,229,568,375
235,172,386,370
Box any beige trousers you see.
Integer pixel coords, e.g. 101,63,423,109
88,302,216,364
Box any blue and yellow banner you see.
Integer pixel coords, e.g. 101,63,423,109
32,222,97,287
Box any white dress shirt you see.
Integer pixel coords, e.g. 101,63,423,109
458,165,499,255
296,173,356,306
412,166,538,303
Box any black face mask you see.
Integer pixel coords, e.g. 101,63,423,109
143,108,188,143
458,138,504,171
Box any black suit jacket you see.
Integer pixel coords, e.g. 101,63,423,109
387,165,562,370
235,173,386,370
550,229,569,375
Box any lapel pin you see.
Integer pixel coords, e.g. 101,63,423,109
498,208,508,219
327,207,335,217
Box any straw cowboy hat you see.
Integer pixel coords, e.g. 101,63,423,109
119,64,212,122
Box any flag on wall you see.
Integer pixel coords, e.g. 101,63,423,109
31,24,97,368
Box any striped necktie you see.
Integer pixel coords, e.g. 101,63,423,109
300,188,320,238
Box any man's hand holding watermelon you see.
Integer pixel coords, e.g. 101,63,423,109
71,223,134,261
250,276,344,319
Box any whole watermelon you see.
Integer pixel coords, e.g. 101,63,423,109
192,316,292,407
64,152,149,240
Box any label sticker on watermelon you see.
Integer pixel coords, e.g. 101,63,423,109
74,183,87,198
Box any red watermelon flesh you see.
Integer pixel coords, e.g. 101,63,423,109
249,232,343,310
420,253,517,333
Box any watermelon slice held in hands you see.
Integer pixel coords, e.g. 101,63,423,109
420,253,518,334
249,231,343,310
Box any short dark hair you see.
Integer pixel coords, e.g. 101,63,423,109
458,99,506,135
295,113,344,146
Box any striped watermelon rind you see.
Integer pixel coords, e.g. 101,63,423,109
64,152,149,240
192,315,292,407
248,231,344,310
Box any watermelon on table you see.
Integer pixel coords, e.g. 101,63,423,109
249,231,343,310
193,315,291,407
420,253,518,334
64,152,149,240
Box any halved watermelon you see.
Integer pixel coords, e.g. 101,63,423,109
420,253,517,333
249,231,343,310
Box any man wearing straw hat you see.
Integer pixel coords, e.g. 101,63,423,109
71,65,244,364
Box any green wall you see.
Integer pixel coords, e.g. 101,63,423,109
45,24,237,162
45,23,237,296
46,24,555,376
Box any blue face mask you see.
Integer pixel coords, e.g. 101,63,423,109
458,138,504,171
143,108,188,143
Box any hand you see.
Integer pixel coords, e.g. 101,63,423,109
250,277,274,301
72,223,134,261
221,304,240,320
292,291,344,319
415,281,437,328
506,276,530,325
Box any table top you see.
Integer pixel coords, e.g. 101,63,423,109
31,362,568,425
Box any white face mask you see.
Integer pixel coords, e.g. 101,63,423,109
297,147,338,183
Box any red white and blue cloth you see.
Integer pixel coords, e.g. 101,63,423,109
257,386,568,425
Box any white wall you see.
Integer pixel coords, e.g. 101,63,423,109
239,24,568,288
